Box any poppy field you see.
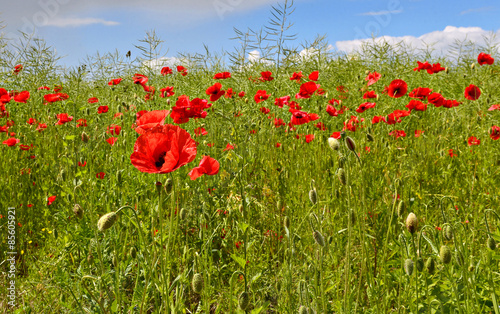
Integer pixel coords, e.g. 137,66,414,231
1,36,500,313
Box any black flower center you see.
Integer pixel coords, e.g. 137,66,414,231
155,152,166,168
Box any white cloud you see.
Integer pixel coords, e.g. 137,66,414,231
44,17,119,27
142,56,182,71
335,26,500,57
460,6,494,15
359,10,403,16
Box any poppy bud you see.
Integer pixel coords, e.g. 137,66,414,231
471,63,475,70
345,136,356,152
238,291,250,310
349,208,356,225
155,181,162,194
365,70,370,75
130,246,137,259
284,216,290,229
112,255,118,267
244,98,248,103
309,189,317,205
488,237,496,250
166,99,170,105
81,132,89,143
179,208,187,220
164,178,173,194
366,133,374,142
328,137,340,151
425,257,435,274
338,168,346,185
416,257,424,272
445,67,449,74
116,169,123,184
338,154,346,168
114,95,119,101
397,201,405,217
404,259,414,276
443,225,453,240
313,230,325,247
73,204,84,219
192,273,203,294
406,213,417,234
440,245,451,264
97,212,117,232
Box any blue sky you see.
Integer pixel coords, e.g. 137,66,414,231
1,0,498,68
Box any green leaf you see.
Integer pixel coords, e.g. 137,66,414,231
111,299,118,313
238,222,249,233
231,254,246,269
65,135,76,141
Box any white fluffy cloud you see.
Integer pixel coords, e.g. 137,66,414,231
44,17,119,27
335,26,500,57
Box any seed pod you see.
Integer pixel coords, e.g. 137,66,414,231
313,230,325,247
338,168,346,185
97,212,117,232
406,213,418,234
81,132,89,143
443,225,453,241
328,137,340,151
73,204,84,219
416,257,424,272
349,208,356,225
298,305,309,314
130,247,137,259
192,273,204,294
445,67,449,74
309,188,317,205
345,136,356,152
284,216,290,229
164,178,173,194
404,259,414,276
488,237,496,250
425,257,435,274
238,291,250,310
440,245,452,264
338,154,346,168
366,133,374,142
397,200,405,217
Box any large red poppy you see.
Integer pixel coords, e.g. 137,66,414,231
355,102,376,113
295,82,319,99
135,110,170,134
478,53,494,66
385,79,407,98
188,156,220,180
130,124,197,174
464,84,481,100
44,93,69,103
206,82,225,101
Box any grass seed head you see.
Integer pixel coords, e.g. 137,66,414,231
97,212,117,232
73,204,84,219
309,188,317,205
192,273,204,294
488,237,496,250
81,132,89,143
313,230,325,247
404,259,414,276
349,208,356,225
397,200,405,217
406,212,418,234
366,133,374,142
440,245,452,264
338,168,346,185
238,291,250,310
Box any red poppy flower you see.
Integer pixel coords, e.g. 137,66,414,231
188,156,220,180
13,64,23,74
170,96,211,124
295,82,319,99
161,67,173,76
478,52,494,65
96,172,106,179
47,195,56,205
13,91,30,103
274,118,286,128
260,107,270,114
430,63,445,74
315,122,327,131
36,123,47,132
343,115,364,132
489,126,500,140
214,72,231,79
254,90,270,103
464,84,481,100
206,82,225,101
133,73,148,85
389,130,406,139
177,66,188,76
363,91,377,99
406,99,427,112
442,99,461,108
97,105,109,114
275,95,290,108
331,131,341,139
55,113,73,125
225,88,236,98
130,124,197,174
223,143,234,151
54,85,62,92
259,71,274,82
114,113,123,119
305,134,315,143
38,86,50,90
467,136,480,146
448,149,457,158
108,78,123,86
27,118,37,125
308,71,319,81
238,91,246,98
290,72,303,83
76,119,87,127
107,124,122,135
413,61,431,72
88,97,99,103
365,71,381,86
194,127,208,136
44,93,69,103
3,138,20,146
414,130,424,137
355,102,376,113
326,105,340,117
372,116,386,124
106,137,118,146
207,143,215,147
275,143,281,148
385,79,407,98
428,92,445,107
488,104,500,111
290,109,319,125
409,87,432,100
78,161,87,167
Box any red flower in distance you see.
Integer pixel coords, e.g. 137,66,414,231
170,96,212,124
430,63,445,74
363,91,377,99
260,107,270,114
290,109,319,125
305,134,315,143
106,137,118,146
385,79,407,98
56,113,73,125
275,95,290,108
448,149,457,158
488,104,500,111
96,172,106,179
365,71,381,86
78,161,87,167
254,90,270,103
225,88,236,98
214,72,231,79
44,93,69,103
356,102,376,113
414,130,424,137
372,116,386,124
76,119,87,127
409,87,432,100
130,124,197,174
428,92,445,107
259,71,274,82
3,138,20,146
177,66,188,76
467,136,480,146
490,126,500,140
27,118,37,125
13,91,30,103
223,143,234,151
97,105,109,114
13,64,23,74
464,84,481,100
47,195,56,205
38,86,50,90
406,99,427,112
133,73,148,85
188,156,220,180
295,81,319,99
308,71,319,81
160,86,175,98
238,91,246,98
108,78,122,85
389,130,406,139
478,52,494,65
88,97,99,103
107,124,122,135
290,72,303,83
194,127,208,136
161,67,173,76
206,82,225,101
331,131,341,139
